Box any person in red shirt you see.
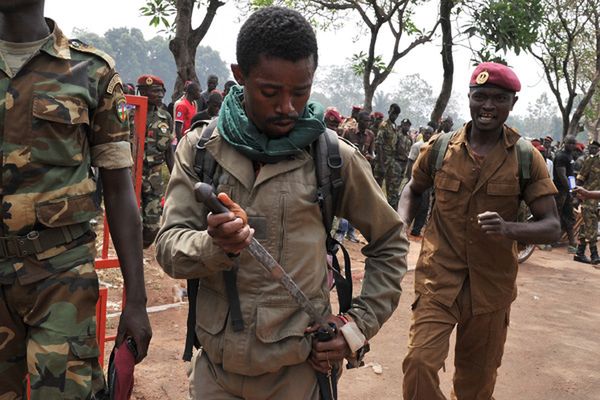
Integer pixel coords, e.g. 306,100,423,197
175,81,201,141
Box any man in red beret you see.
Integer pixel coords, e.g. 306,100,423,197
399,62,560,399
136,74,175,247
324,107,343,131
370,111,384,131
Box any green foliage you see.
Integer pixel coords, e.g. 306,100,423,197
351,52,389,77
460,0,544,62
140,0,176,28
72,27,231,99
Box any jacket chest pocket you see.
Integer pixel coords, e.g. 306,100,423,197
31,94,89,166
434,175,461,212
486,181,520,219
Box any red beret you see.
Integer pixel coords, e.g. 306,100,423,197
352,105,362,112
470,62,521,92
325,108,343,123
371,112,384,119
531,138,541,145
534,144,546,152
576,143,585,151
137,74,165,87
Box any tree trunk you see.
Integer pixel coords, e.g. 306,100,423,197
566,71,600,137
430,0,454,125
363,81,375,113
169,0,224,102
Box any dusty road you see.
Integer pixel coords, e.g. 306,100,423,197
101,239,600,400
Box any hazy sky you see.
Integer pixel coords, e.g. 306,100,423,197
45,0,550,117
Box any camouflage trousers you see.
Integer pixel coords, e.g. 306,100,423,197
578,199,599,244
141,164,166,247
374,160,405,210
0,262,105,399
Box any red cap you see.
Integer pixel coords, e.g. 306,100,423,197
352,105,362,112
576,142,585,151
531,138,542,145
137,74,165,87
325,108,343,123
470,62,521,92
371,112,384,119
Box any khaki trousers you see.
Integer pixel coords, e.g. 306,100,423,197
402,283,510,400
189,350,319,400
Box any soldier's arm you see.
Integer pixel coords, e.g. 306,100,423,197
89,68,152,363
479,149,560,244
155,133,236,279
101,168,152,362
337,142,408,341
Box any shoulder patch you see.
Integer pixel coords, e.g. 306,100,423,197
106,73,122,95
68,39,115,69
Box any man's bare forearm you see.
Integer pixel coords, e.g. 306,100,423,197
101,167,147,305
397,180,423,225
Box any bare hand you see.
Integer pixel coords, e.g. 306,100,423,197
573,186,592,200
207,193,254,254
117,303,152,363
478,211,510,238
305,315,350,373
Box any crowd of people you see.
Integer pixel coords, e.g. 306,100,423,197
0,1,594,400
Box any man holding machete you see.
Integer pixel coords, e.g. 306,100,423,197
155,6,408,399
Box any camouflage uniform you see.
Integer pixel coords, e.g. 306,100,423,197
0,20,132,399
577,155,600,246
396,132,412,174
374,120,402,209
141,107,173,247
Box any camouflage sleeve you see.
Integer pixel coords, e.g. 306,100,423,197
577,157,590,182
89,70,133,169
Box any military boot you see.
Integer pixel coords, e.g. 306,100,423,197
589,245,600,265
573,242,591,264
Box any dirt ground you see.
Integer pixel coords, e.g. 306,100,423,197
98,237,600,400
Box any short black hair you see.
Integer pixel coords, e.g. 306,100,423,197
236,6,318,75
389,103,401,114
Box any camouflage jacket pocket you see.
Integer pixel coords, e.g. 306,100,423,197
35,193,100,228
31,94,89,166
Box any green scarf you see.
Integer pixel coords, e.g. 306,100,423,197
217,85,325,163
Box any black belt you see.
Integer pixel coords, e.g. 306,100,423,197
0,222,91,259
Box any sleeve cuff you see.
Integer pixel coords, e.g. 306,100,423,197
91,142,134,169
524,177,559,205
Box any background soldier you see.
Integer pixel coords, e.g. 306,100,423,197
0,2,151,398
137,74,175,248
396,118,413,185
575,140,600,264
374,103,402,209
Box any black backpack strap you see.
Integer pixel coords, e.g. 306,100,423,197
183,278,200,361
515,137,532,197
314,129,352,314
429,131,455,179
